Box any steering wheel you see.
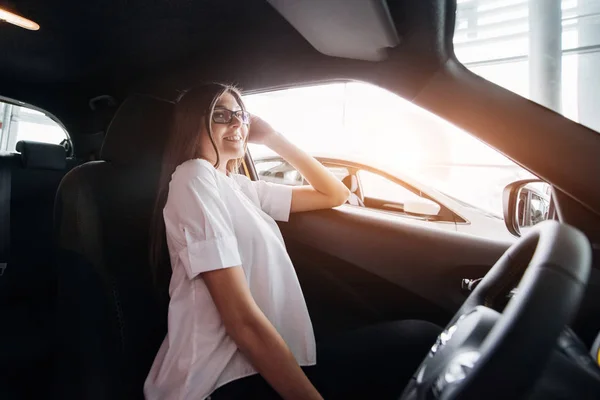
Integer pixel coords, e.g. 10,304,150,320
401,221,591,399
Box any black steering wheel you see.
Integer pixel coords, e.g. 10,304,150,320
401,221,591,399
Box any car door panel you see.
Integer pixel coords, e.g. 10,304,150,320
280,206,511,337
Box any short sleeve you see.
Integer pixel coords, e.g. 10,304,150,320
166,163,241,280
253,180,293,222
232,174,293,222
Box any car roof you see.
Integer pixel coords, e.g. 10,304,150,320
2,1,286,88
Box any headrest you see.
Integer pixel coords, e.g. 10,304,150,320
16,141,67,170
100,94,174,165
72,131,105,161
342,174,359,193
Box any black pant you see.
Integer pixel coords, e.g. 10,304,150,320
210,320,442,399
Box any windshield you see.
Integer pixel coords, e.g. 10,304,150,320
454,0,600,134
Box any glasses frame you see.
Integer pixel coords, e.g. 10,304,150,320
212,108,250,125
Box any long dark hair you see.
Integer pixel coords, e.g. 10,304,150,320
150,83,247,289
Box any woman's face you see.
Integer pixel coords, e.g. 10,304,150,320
198,91,248,168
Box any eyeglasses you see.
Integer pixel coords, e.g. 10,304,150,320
212,108,250,125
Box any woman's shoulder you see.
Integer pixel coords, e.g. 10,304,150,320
170,158,218,185
165,160,222,211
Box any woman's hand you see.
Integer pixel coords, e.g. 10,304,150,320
248,115,279,146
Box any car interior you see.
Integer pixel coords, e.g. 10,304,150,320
1,0,600,399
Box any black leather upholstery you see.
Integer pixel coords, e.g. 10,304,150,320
100,95,171,166
72,131,106,161
54,94,174,399
16,140,67,170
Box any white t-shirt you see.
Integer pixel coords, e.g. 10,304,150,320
144,159,316,400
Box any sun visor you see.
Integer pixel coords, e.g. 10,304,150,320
267,0,400,61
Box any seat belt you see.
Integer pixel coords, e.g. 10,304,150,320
0,163,10,277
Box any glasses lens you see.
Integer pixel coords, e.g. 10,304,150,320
212,109,231,123
238,111,250,124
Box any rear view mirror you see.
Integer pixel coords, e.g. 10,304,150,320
503,179,552,237
403,199,441,217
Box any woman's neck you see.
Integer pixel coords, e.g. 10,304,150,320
198,155,229,175
216,161,229,175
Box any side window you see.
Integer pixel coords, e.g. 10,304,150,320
254,160,282,175
255,158,350,186
0,101,69,152
254,159,304,186
244,81,535,240
357,169,444,218
357,170,422,204
325,166,351,181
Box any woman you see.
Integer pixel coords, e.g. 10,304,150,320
146,83,441,400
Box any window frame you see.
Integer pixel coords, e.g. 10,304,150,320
355,168,427,207
0,95,72,156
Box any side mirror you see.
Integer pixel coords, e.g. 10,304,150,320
503,179,552,237
404,199,441,217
